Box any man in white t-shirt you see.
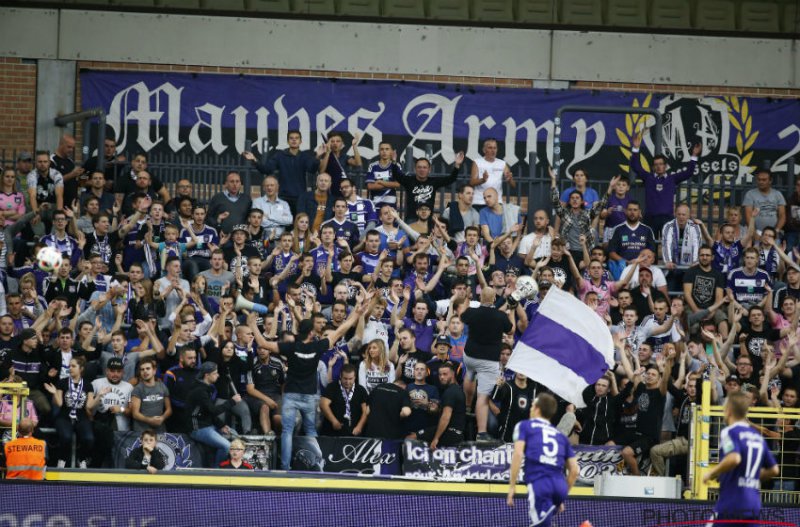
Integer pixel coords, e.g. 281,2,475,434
469,139,514,208
87,357,133,467
518,209,553,261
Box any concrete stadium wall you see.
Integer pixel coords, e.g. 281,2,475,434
1,6,799,153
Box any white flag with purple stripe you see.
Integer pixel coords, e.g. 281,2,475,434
507,287,614,408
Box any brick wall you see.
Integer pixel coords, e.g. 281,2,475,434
0,57,36,159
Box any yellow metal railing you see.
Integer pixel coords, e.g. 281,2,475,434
0,382,31,441
691,380,800,500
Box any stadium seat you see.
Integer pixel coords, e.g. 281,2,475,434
780,0,798,33
694,0,736,31
246,0,291,12
291,0,336,14
471,0,514,22
338,0,381,16
200,0,246,9
109,0,157,5
560,0,603,26
381,0,425,17
606,0,647,27
162,0,202,8
515,0,556,24
649,0,692,29
427,0,470,20
739,1,780,32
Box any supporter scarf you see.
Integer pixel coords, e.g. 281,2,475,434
340,383,353,425
67,377,84,421
144,242,156,279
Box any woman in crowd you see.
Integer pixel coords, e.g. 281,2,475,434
358,339,395,393
44,356,94,468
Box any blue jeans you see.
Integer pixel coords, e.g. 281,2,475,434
785,231,799,253
191,426,231,466
280,392,319,470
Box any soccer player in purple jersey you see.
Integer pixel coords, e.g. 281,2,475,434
703,392,779,526
507,393,579,527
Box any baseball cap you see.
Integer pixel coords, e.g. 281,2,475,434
107,357,124,370
435,335,451,347
725,374,742,385
505,267,520,277
639,265,653,274
198,361,218,377
232,224,249,235
19,328,37,341
17,151,32,161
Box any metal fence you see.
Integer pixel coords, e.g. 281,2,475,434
691,380,800,502
2,145,797,235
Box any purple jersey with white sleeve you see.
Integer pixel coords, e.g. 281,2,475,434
714,421,776,518
346,196,378,235
727,267,770,308
180,225,218,259
365,160,403,205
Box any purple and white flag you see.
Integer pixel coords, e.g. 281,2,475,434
507,287,614,408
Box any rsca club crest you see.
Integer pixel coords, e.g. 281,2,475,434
617,94,757,202
126,432,194,469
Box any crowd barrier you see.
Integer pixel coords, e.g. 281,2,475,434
2,475,799,527
691,379,800,501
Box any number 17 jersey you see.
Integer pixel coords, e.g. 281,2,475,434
715,421,777,517
514,417,574,484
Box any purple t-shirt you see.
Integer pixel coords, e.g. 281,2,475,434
605,194,631,230
403,316,436,353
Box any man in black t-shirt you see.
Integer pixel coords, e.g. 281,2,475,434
492,371,537,443
683,245,728,333
319,364,369,437
650,363,700,477
365,380,412,440
619,345,674,475
50,134,85,208
395,327,433,385
0,315,18,378
459,288,513,441
261,302,366,470
412,362,465,449
736,306,786,376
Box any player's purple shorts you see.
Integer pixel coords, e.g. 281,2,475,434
526,477,568,527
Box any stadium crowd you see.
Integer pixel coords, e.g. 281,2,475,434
1,129,798,480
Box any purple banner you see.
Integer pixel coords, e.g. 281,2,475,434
1,482,798,527
81,70,800,185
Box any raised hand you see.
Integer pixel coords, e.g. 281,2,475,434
402,285,411,301
632,133,642,149
242,151,257,162
454,151,465,166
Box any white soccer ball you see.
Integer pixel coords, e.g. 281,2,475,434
37,246,63,273
513,275,539,300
